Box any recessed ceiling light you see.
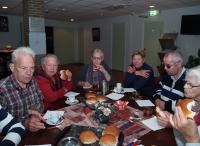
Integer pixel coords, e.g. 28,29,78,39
149,5,155,8
2,6,8,9
70,18,74,22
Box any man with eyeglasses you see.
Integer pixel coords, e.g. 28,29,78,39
152,50,186,113
0,47,45,132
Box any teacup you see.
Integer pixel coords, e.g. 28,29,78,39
48,113,59,123
67,95,76,103
116,83,123,92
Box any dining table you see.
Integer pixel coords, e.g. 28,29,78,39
19,88,177,146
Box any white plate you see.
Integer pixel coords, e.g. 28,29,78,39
106,93,124,100
65,99,79,105
46,118,64,126
64,91,80,97
83,85,92,89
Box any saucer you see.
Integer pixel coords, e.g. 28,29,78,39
46,118,64,126
65,99,79,105
83,85,92,89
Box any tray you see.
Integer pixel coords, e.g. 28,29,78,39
54,125,124,146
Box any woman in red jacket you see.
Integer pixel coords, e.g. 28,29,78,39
35,54,73,110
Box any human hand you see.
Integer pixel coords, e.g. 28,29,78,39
135,70,150,78
94,64,106,73
24,110,45,132
65,69,72,81
169,106,200,143
127,66,136,74
156,107,171,127
155,99,165,110
84,81,92,87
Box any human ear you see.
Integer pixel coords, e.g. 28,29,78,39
9,63,15,72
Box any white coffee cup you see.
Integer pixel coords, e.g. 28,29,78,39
116,83,122,92
67,95,76,103
48,113,59,123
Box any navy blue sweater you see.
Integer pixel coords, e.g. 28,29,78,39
123,63,156,97
152,68,186,113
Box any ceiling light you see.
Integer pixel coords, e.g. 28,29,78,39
2,6,8,9
70,18,74,22
149,5,155,8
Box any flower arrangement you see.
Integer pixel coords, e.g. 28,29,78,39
94,102,116,123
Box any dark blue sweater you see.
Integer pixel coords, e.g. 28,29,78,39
123,63,156,97
152,68,186,113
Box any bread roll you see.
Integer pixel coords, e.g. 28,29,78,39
85,92,96,99
102,125,120,139
86,97,97,105
60,70,68,80
156,107,166,118
99,134,117,146
177,99,195,119
79,130,97,144
96,95,107,102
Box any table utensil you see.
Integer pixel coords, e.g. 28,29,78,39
57,136,82,146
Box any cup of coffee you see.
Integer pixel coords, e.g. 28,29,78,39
67,95,76,103
116,83,122,92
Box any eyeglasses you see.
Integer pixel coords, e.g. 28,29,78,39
162,61,179,69
184,81,200,89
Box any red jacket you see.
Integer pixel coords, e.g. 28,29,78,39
35,76,73,110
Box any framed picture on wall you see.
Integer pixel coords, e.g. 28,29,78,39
92,27,100,41
0,16,9,32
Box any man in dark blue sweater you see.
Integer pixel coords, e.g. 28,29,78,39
153,50,186,113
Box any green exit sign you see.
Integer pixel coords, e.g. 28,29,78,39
148,10,159,16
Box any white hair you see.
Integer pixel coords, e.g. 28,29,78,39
11,46,35,63
91,48,104,59
164,50,184,65
41,54,59,66
186,65,200,84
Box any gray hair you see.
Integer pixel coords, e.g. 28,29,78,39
91,48,104,59
41,54,59,66
186,65,200,84
164,50,184,65
11,46,35,63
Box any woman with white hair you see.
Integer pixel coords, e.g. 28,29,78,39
35,54,73,110
157,65,200,146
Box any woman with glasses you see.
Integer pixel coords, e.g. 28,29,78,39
157,65,200,146
35,54,73,110
76,48,111,88
124,49,156,97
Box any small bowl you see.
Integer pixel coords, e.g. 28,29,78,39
57,136,82,146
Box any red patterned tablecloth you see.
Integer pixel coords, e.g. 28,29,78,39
58,103,151,145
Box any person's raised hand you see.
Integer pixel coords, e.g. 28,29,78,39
169,106,200,143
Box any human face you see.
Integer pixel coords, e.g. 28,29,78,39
91,52,103,66
132,54,145,69
42,57,58,77
11,54,35,88
163,55,181,77
184,76,200,101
